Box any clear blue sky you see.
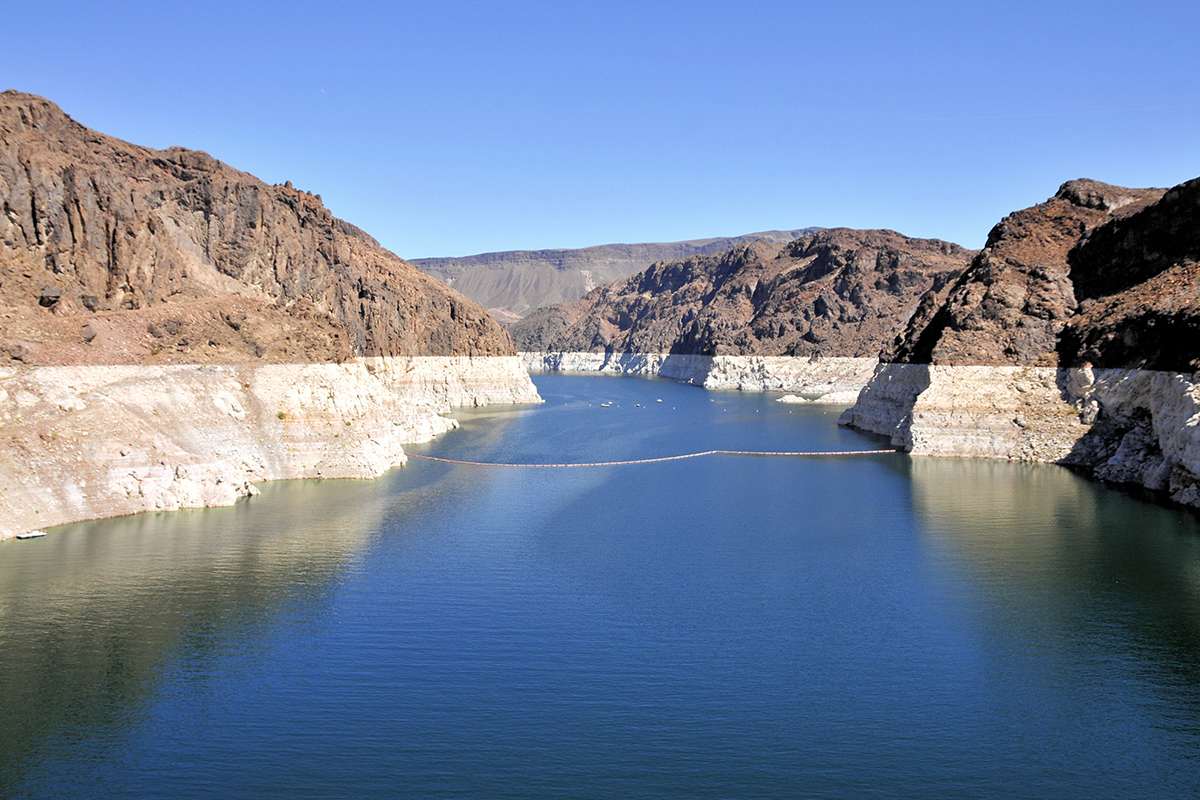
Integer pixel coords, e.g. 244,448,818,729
7,1,1198,258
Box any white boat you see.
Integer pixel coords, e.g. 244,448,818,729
16,530,46,540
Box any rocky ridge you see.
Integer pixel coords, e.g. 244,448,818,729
412,229,821,322
0,90,515,365
842,178,1200,508
513,229,974,358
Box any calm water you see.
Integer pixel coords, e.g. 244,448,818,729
2,374,1200,799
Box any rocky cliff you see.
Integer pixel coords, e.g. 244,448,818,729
0,91,540,538
411,229,820,322
0,90,515,365
885,179,1165,367
512,228,974,359
842,177,1200,508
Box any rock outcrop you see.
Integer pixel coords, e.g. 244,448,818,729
0,90,515,364
842,177,1200,508
411,229,821,322
513,229,973,357
0,357,539,538
886,179,1164,367
0,91,541,538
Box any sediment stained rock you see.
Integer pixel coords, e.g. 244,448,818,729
0,356,539,539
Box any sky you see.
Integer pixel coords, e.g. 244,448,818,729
6,1,1198,258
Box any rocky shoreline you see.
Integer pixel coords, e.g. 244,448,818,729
523,351,876,399
0,356,540,540
840,364,1200,509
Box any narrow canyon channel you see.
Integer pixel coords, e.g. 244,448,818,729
2,374,1199,799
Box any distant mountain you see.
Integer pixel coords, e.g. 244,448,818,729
410,229,822,322
510,229,974,358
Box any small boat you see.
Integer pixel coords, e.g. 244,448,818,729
16,530,46,540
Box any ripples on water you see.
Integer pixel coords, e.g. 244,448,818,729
2,374,1199,798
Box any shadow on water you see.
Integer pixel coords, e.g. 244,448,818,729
0,476,437,795
908,457,1200,764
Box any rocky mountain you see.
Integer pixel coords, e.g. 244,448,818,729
410,229,821,322
511,229,975,358
1059,177,1200,372
885,179,1167,367
0,90,516,366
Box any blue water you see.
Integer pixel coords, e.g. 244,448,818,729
2,374,1200,798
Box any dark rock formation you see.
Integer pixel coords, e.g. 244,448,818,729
511,229,974,357
887,180,1165,366
1059,176,1200,372
411,229,822,321
0,90,516,365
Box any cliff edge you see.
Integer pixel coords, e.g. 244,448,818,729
842,177,1200,508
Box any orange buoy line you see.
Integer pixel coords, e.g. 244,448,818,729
405,448,899,468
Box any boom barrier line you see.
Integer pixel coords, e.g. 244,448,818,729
405,449,899,468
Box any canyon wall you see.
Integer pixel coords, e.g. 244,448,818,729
412,229,820,322
842,178,1200,508
0,356,538,539
1,92,542,539
511,229,973,358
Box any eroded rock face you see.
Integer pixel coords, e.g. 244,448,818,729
0,357,541,538
412,229,821,320
1060,176,1200,372
511,229,973,358
0,90,517,364
843,176,1200,508
888,179,1165,367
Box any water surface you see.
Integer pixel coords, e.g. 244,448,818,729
2,374,1199,798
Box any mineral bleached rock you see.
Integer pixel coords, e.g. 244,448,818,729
524,352,879,395
0,356,540,539
841,362,1200,507
842,176,1200,508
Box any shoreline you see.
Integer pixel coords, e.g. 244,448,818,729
0,356,541,541
840,362,1200,510
526,351,1200,511
521,351,876,401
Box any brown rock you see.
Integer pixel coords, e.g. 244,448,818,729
0,90,516,365
888,180,1165,366
511,229,974,358
1058,176,1200,371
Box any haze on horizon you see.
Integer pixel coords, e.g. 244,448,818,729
6,0,1197,259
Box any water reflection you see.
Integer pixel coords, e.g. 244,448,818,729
908,457,1200,741
0,477,400,793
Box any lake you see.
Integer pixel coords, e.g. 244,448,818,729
2,373,1199,798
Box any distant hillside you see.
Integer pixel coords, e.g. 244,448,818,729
411,229,821,322
510,229,974,358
